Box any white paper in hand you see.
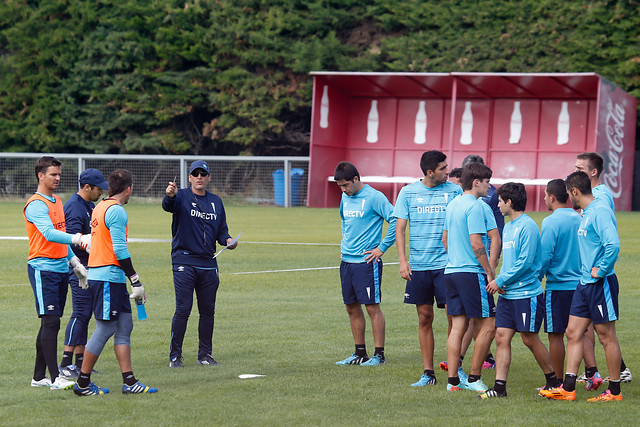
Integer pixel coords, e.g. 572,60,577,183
213,231,241,259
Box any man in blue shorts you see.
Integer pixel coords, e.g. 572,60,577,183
479,183,561,398
58,168,109,378
540,171,623,402
442,162,496,392
394,150,462,386
73,169,157,396
334,161,396,366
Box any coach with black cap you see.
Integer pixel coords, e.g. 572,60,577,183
58,168,109,378
163,160,237,368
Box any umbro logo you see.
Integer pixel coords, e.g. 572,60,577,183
404,293,410,298
178,266,184,272
112,310,118,316
47,305,55,311
417,198,424,203
191,202,197,208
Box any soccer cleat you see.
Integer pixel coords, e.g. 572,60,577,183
197,355,220,366
457,367,469,386
411,373,437,387
587,389,623,402
539,386,576,401
604,367,632,383
31,377,51,387
466,378,489,392
361,355,385,366
447,383,464,391
336,353,369,365
585,372,603,391
122,381,158,394
482,360,496,370
477,388,507,399
576,373,588,383
169,356,183,368
50,376,75,390
439,361,448,371
58,364,79,379
73,382,109,396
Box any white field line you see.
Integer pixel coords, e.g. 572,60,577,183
0,236,339,246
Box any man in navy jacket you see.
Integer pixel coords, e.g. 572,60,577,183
163,160,238,368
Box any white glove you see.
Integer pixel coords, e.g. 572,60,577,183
71,233,92,252
129,274,146,303
69,256,89,290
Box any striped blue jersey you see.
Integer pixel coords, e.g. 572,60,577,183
444,193,487,274
577,197,619,284
340,184,396,263
495,213,543,299
393,180,462,270
592,184,615,212
539,208,582,291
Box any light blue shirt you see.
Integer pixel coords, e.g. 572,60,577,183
88,203,130,283
393,180,462,270
577,197,619,284
592,184,615,212
340,184,396,263
495,213,543,299
479,199,498,253
444,194,487,274
539,208,582,291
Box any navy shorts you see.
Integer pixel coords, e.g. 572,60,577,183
340,260,382,305
544,290,575,333
445,272,495,318
495,294,545,332
28,265,68,317
89,280,132,321
570,275,619,324
404,269,447,309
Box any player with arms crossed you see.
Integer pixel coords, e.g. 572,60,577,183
479,183,561,398
334,161,396,366
540,171,623,402
394,150,462,386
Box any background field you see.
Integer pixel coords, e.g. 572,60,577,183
1,200,638,425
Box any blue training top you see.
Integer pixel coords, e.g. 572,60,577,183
495,213,543,299
539,208,582,291
64,193,94,265
392,180,462,270
340,184,396,263
592,184,615,212
578,197,619,284
444,193,487,274
479,199,498,253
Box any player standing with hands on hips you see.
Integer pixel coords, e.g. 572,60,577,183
163,160,237,368
73,169,157,396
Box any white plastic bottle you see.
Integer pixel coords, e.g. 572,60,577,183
319,85,329,129
509,101,522,144
460,101,473,145
366,100,379,143
414,101,427,144
557,102,570,145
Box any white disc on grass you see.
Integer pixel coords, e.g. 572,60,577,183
238,374,265,379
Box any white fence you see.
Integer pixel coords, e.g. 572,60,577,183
0,153,310,207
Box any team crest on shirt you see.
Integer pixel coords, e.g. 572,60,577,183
191,202,197,208
417,197,424,203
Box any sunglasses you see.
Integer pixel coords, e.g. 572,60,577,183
191,170,209,177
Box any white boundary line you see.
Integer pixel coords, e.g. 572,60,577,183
0,236,339,246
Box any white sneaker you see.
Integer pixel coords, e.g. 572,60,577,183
50,376,75,390
31,377,52,387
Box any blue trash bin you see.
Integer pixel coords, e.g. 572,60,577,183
273,168,305,206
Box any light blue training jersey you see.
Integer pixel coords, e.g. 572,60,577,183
88,203,131,283
495,213,543,299
393,180,462,270
539,208,582,291
592,184,615,212
479,199,498,253
340,184,396,263
577,197,619,284
444,193,487,274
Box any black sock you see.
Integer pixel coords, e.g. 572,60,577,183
608,380,621,395
41,316,61,379
469,374,481,383
485,353,495,364
122,371,137,386
494,379,506,394
78,372,91,388
620,359,627,372
563,373,577,392
424,369,435,377
448,376,460,386
374,347,385,359
585,366,598,378
355,344,367,358
75,352,84,370
60,351,73,368
545,372,561,388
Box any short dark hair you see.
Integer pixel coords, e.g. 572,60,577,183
460,162,492,191
420,150,447,175
461,154,485,167
449,167,463,179
577,152,604,177
35,156,61,181
497,182,527,212
546,179,568,204
334,161,360,182
565,171,592,196
108,169,133,197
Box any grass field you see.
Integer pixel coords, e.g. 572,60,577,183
1,200,639,426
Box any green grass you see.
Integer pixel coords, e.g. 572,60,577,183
1,201,639,425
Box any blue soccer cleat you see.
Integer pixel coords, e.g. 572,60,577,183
466,378,489,392
361,355,385,366
73,382,109,396
411,373,437,387
336,353,369,365
122,381,158,394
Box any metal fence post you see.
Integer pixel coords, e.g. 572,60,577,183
284,159,291,208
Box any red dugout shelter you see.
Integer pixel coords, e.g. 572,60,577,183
307,72,637,211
